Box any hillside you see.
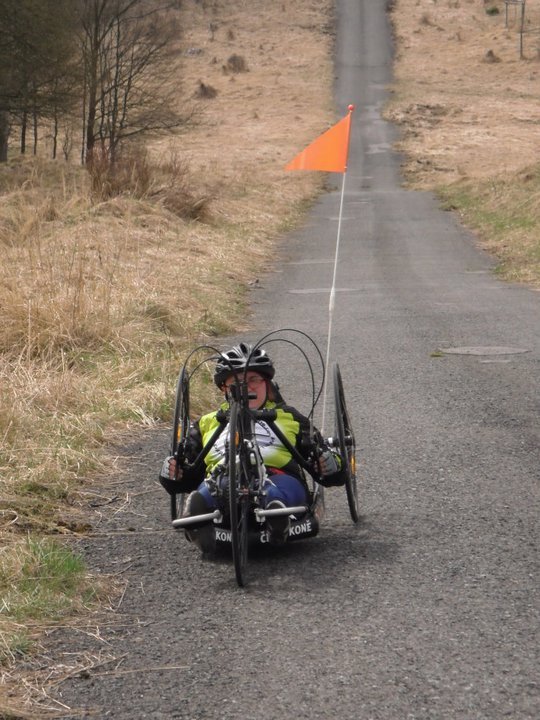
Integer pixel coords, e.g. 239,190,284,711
386,0,540,285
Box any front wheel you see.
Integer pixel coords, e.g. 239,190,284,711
333,362,359,523
228,402,249,586
170,366,190,521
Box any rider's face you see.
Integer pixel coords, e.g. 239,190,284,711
223,371,268,408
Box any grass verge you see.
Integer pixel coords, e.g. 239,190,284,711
0,536,106,661
0,136,325,682
438,165,540,287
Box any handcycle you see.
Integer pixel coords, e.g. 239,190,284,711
166,329,358,587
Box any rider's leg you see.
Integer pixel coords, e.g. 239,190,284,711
264,474,307,546
184,481,217,554
194,481,218,510
264,474,308,507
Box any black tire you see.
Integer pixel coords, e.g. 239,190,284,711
333,362,359,523
228,401,249,586
172,367,190,456
170,367,189,521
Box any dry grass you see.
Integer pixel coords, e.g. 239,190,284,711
386,0,540,184
0,152,282,531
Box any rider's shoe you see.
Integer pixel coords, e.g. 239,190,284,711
265,500,290,546
184,491,216,555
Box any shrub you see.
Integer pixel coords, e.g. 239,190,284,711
195,80,218,98
226,54,248,73
88,148,152,200
150,153,212,221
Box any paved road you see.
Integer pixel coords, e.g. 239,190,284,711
51,1,539,718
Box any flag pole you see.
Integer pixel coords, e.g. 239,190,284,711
321,164,347,435
321,104,354,435
284,103,355,434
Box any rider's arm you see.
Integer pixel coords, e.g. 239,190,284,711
176,422,207,487
159,422,206,493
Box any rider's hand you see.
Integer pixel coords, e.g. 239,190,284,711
160,456,183,481
318,449,340,477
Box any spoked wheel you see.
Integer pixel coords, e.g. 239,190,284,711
228,402,249,587
170,367,190,521
333,362,359,523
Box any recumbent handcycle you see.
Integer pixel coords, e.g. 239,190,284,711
164,330,358,587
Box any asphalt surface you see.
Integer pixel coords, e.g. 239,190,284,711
50,1,539,718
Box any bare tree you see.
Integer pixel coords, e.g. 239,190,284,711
0,0,191,165
0,0,80,160
77,0,189,166
0,0,26,159
0,112,9,162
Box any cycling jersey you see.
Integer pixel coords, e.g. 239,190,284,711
179,400,315,492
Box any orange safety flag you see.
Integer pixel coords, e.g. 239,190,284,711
285,105,354,173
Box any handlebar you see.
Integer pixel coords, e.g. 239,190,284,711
250,408,277,422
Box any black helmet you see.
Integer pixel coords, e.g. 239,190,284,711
214,342,275,387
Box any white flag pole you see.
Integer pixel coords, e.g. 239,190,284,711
320,104,354,435
284,105,354,435
321,166,348,435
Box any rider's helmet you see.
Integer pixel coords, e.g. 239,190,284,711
214,342,275,388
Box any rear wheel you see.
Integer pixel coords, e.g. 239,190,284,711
170,367,190,521
333,362,359,523
228,402,249,586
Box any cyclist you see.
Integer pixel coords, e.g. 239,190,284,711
159,343,345,553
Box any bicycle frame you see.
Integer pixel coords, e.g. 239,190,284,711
227,380,320,584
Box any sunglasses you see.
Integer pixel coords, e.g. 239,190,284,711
224,376,266,390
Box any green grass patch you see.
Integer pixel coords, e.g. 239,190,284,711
0,536,102,664
438,166,540,286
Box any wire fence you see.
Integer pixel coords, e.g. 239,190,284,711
502,0,540,58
